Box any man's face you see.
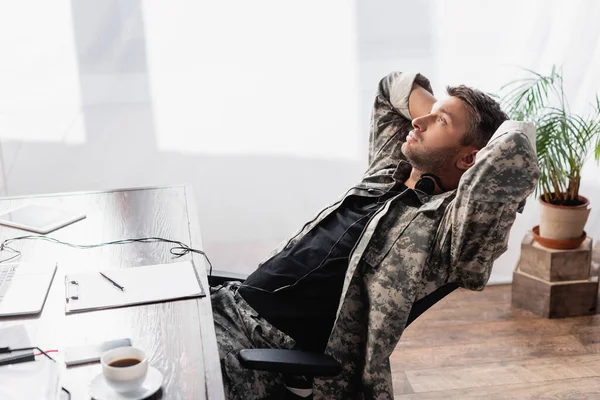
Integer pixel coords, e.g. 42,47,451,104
401,96,473,174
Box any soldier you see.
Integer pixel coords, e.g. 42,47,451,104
211,72,540,399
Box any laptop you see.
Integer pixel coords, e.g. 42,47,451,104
0,263,57,317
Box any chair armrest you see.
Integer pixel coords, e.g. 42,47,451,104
208,269,249,287
238,349,342,377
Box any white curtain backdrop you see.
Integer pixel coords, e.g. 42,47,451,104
0,0,599,284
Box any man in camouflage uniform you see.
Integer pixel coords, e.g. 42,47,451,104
211,71,540,399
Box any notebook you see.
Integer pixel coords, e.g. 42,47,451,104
0,325,34,367
64,260,205,314
0,359,61,400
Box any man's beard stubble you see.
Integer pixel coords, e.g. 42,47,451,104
401,142,458,175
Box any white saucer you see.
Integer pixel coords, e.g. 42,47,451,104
89,366,163,400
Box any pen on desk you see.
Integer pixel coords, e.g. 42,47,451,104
99,272,125,291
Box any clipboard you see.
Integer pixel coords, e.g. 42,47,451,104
64,260,205,314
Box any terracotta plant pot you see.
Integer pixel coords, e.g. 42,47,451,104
532,225,587,250
539,195,590,240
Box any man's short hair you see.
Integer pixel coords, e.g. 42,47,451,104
446,85,509,149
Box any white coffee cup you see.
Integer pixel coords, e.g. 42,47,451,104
101,347,149,393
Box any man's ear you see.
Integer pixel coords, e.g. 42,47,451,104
457,149,478,170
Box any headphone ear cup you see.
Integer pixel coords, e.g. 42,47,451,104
415,177,435,195
416,173,446,194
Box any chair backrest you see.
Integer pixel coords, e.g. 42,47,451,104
405,282,459,328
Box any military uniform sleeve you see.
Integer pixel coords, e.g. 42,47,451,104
448,121,540,289
365,72,434,177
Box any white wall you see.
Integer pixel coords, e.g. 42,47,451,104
1,0,599,284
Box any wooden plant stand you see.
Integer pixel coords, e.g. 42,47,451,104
512,233,598,318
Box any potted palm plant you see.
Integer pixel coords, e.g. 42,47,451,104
500,66,600,249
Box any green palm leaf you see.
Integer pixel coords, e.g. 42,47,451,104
499,66,600,205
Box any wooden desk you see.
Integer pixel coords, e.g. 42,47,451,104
0,185,225,399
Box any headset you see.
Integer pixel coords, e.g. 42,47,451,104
414,173,445,195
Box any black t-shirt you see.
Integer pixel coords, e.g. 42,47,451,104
238,186,407,352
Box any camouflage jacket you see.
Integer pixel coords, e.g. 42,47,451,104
262,72,540,399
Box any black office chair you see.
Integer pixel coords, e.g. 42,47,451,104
209,270,459,399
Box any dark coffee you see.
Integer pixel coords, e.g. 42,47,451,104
109,358,141,368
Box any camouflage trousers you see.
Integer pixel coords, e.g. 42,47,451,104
211,282,297,400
